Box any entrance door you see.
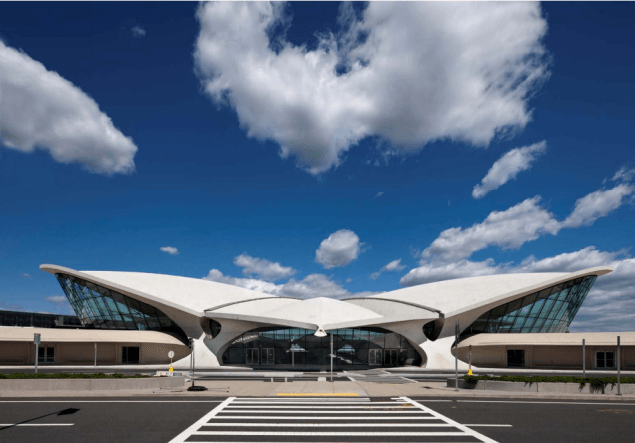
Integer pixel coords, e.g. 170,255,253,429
261,348,274,365
245,348,258,365
507,349,525,367
122,346,140,364
38,346,55,364
596,351,615,368
384,349,398,366
369,349,382,365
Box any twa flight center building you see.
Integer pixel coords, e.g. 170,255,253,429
1,264,633,370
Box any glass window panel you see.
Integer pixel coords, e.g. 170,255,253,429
517,294,538,316
510,315,528,332
528,298,546,316
489,303,509,319
504,299,523,316
537,288,552,299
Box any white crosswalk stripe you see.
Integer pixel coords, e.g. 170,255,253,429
168,396,502,443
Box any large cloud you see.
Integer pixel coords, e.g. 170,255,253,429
315,229,362,269
422,196,561,263
0,41,137,174
561,184,634,228
194,2,549,175
234,253,296,281
472,141,547,199
422,179,634,263
203,269,376,300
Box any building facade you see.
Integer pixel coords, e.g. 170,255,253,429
0,263,617,370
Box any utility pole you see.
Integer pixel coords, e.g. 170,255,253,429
330,333,334,382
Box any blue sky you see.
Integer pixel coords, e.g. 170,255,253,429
1,2,634,332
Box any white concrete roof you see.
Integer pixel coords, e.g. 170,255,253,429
371,267,613,318
458,331,635,347
207,297,384,330
40,264,277,316
0,326,187,345
40,264,612,328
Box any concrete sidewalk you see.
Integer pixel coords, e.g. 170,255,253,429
3,379,635,401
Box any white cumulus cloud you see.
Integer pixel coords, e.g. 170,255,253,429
370,258,406,280
472,141,547,199
561,184,634,228
131,25,146,38
160,246,179,255
194,2,549,175
0,41,137,174
234,253,296,281
315,229,362,269
203,269,376,300
422,196,561,263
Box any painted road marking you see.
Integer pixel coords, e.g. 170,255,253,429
212,415,439,419
167,397,235,443
0,423,74,426
172,396,503,442
400,396,499,443
456,400,635,406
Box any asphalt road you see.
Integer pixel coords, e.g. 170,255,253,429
1,396,634,443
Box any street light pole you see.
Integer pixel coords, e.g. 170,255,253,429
454,321,459,391
330,333,334,382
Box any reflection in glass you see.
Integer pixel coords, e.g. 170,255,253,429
221,326,422,368
461,275,597,340
55,273,187,342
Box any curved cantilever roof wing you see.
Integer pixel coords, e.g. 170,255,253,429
40,264,277,317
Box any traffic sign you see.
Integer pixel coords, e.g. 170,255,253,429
34,333,41,345
168,350,175,359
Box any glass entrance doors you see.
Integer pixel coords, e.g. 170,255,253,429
384,349,398,366
261,348,274,365
122,346,139,364
369,349,382,365
245,348,258,365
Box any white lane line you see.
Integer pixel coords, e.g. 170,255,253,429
232,401,391,405
216,410,429,414
232,397,371,401
0,424,74,426
167,396,235,443
457,400,635,406
201,423,453,427
347,376,357,381
193,431,467,436
391,398,452,402
401,396,499,443
226,405,417,408
465,424,513,427
400,376,417,383
210,415,438,420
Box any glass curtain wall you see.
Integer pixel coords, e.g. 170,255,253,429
221,327,422,368
461,275,597,339
55,274,187,341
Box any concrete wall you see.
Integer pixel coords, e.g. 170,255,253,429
0,341,189,366
461,344,635,369
0,376,185,391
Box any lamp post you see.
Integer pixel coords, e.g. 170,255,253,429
617,336,621,396
454,321,459,391
582,339,586,377
34,333,41,374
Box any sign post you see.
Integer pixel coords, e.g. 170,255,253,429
617,336,621,396
34,333,41,374
582,339,586,377
168,350,175,373
94,343,97,367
